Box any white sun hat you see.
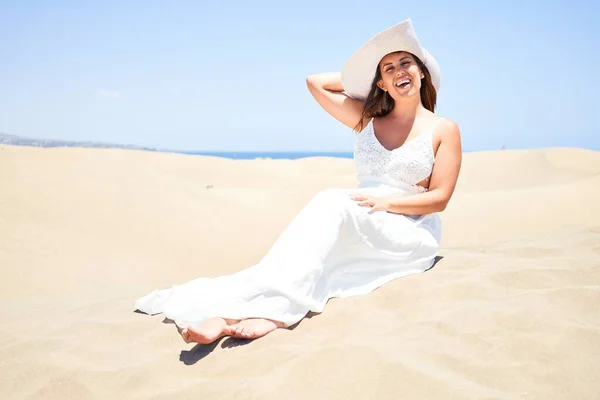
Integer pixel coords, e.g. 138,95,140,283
341,18,441,101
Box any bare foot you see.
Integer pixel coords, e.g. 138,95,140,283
180,317,238,344
229,318,285,340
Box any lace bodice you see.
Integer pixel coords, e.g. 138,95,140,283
354,119,437,191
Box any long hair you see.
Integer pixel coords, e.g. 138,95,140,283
353,53,437,132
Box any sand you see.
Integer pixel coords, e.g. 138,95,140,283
0,144,599,399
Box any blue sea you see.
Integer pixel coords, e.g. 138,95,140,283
179,151,354,160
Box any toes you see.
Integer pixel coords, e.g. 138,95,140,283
239,328,253,338
231,326,251,339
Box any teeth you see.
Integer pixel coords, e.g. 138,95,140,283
395,79,410,87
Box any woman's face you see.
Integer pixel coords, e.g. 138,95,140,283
377,51,424,99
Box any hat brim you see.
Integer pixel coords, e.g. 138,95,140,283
341,18,441,101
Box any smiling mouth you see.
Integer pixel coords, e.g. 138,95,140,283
395,78,411,89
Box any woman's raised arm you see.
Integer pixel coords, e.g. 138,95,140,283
306,72,367,131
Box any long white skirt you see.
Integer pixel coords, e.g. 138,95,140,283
134,183,441,328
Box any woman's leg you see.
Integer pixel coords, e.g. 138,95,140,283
174,189,361,344
216,190,359,341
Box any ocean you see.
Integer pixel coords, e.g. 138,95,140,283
180,151,354,160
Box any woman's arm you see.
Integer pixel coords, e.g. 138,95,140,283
385,119,463,215
306,72,367,131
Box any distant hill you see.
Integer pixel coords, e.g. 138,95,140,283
0,132,160,152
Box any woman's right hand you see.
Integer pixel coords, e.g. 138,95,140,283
306,72,367,131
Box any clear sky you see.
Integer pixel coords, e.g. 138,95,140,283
1,0,598,152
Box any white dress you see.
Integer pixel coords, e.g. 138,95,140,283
135,119,442,328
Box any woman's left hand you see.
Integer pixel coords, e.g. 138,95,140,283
350,194,391,214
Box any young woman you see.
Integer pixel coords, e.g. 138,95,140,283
135,18,462,344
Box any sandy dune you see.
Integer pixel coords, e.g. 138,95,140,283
1,144,599,399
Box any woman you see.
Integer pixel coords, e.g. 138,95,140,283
135,19,462,344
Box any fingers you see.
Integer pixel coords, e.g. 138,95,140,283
351,194,372,203
351,194,383,213
351,194,373,207
368,205,382,214
350,194,367,201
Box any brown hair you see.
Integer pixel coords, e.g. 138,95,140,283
354,53,437,132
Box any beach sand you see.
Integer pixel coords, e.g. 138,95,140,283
1,144,599,399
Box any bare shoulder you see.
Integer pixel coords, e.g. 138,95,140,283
435,117,461,137
431,117,462,159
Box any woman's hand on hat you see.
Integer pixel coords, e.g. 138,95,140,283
350,194,391,214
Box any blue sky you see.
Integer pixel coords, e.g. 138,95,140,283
1,0,598,152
